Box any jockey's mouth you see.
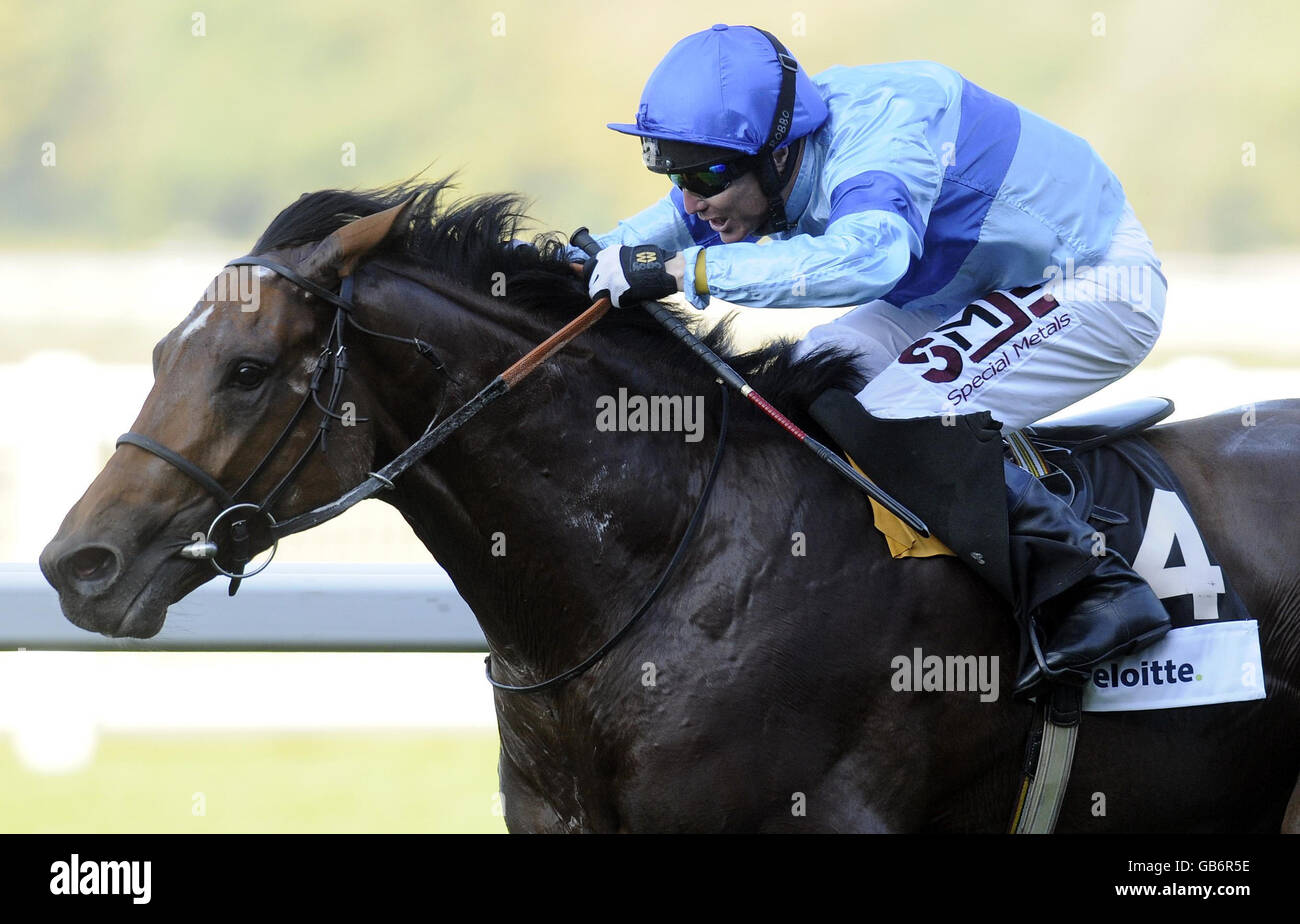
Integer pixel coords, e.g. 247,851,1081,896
701,213,751,243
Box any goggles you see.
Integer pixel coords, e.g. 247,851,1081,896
667,158,754,198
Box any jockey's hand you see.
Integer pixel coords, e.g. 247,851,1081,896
584,244,678,308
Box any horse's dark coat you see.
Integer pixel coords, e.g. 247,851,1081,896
43,182,1300,832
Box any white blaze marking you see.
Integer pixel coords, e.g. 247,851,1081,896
179,305,215,343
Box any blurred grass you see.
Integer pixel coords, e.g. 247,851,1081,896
1,0,1296,252
0,731,508,833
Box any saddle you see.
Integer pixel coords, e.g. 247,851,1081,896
1010,396,1173,521
862,397,1175,559
1026,396,1174,452
834,393,1251,636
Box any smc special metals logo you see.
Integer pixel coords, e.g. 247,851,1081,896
898,284,1061,385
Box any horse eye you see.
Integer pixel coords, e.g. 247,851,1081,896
229,361,268,390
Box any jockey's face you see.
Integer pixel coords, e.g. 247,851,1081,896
678,145,796,243
680,172,768,243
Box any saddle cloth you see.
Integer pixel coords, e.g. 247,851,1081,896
860,421,1265,712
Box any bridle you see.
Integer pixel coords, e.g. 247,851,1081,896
117,254,449,595
114,250,730,695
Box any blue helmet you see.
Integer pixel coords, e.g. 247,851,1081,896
608,24,828,157
609,24,828,232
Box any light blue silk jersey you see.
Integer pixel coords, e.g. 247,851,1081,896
596,61,1127,312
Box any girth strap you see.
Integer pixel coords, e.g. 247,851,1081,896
1009,686,1081,833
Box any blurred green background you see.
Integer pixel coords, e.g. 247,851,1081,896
3,0,1296,252
0,731,506,833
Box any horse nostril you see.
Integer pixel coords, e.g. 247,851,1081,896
60,545,120,589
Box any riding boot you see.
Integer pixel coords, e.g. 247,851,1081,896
807,389,1172,699
1000,460,1171,696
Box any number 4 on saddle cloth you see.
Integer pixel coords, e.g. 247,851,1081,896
809,394,1266,713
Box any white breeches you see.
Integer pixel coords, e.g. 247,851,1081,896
793,202,1167,430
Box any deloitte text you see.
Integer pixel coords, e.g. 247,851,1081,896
1092,658,1200,689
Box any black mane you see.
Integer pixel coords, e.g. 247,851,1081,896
252,179,866,420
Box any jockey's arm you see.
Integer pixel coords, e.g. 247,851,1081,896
593,111,938,308
561,194,694,279
592,192,700,255
677,210,917,309
684,117,940,309
589,190,919,309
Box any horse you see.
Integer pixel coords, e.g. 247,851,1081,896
39,181,1300,832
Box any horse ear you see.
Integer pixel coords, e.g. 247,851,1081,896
297,194,418,283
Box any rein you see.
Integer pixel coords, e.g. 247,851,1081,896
116,249,727,693
484,382,729,693
118,256,449,593
117,254,607,594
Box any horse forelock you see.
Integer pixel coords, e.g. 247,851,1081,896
248,178,868,430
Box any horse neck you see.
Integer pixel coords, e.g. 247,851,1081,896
359,265,742,682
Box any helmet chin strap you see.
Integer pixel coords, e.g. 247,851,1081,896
750,27,802,236
754,138,803,236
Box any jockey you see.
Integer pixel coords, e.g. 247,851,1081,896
584,23,1172,698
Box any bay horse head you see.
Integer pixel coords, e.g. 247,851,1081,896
42,179,825,642
41,177,860,647
38,186,456,637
